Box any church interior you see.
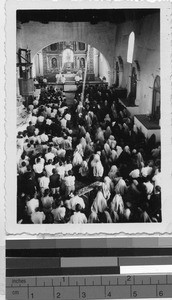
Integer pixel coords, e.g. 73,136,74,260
16,9,161,224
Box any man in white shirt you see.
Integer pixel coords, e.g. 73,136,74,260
37,115,45,124
38,171,50,195
51,199,66,223
33,157,44,175
45,160,54,177
40,132,49,144
65,194,85,211
69,204,87,224
63,171,75,197
31,209,45,224
26,196,39,215
45,147,55,163
56,161,65,180
30,114,37,126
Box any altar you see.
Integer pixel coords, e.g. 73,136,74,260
134,114,160,142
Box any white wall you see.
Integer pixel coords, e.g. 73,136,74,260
99,53,110,84
114,13,160,114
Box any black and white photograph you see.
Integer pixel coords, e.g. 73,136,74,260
5,0,172,234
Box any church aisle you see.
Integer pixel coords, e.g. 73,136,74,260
65,91,75,108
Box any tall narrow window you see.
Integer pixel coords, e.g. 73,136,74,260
152,75,160,121
115,61,119,87
127,32,135,63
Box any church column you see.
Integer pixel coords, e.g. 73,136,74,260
93,48,99,78
87,46,95,81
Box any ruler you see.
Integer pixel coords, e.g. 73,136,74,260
6,274,172,299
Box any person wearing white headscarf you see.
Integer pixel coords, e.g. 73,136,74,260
136,151,145,169
108,165,118,181
110,194,124,215
77,101,83,114
96,127,104,143
116,145,123,158
91,154,104,179
141,166,153,178
66,195,85,211
80,137,87,153
104,126,112,140
143,181,154,195
102,176,111,200
85,112,92,128
110,149,118,163
88,210,99,223
72,150,83,167
85,132,92,144
104,143,111,157
79,160,89,178
129,169,140,179
76,144,84,157
115,178,127,195
111,210,119,223
152,168,161,188
108,135,116,149
91,188,107,214
124,145,131,155
124,208,131,221
151,146,161,158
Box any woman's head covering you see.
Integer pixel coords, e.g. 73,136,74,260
104,114,111,122
129,169,140,179
104,143,111,156
94,154,100,162
124,145,131,154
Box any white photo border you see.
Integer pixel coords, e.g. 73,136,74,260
5,0,172,235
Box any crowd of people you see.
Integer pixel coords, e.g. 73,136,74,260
17,83,161,224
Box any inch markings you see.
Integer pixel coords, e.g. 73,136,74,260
6,274,172,299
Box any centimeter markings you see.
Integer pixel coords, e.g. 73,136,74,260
6,274,172,300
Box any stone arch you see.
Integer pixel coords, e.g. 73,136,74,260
33,40,111,84
19,22,113,84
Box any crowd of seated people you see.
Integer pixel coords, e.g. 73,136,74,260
17,84,161,224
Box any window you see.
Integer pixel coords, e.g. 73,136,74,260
115,61,119,87
127,32,135,63
50,43,57,51
78,42,85,51
152,75,160,121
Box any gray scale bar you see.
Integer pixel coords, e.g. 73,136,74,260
119,256,172,266
6,257,61,269
6,237,165,249
61,257,118,267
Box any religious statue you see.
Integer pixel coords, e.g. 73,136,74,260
52,57,57,68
